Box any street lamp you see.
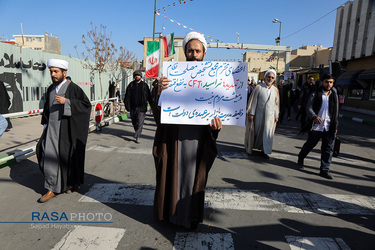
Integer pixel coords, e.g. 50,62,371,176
272,18,282,80
236,32,240,44
272,18,282,46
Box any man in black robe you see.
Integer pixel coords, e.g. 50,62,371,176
152,32,222,229
36,59,91,203
0,80,12,129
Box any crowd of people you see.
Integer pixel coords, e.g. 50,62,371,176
4,31,338,232
245,73,338,181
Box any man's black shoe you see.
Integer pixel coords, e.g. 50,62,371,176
319,171,333,179
262,153,270,159
297,158,304,168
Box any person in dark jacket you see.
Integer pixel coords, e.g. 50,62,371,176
298,76,316,128
0,80,12,129
277,80,291,124
124,70,153,143
297,74,339,179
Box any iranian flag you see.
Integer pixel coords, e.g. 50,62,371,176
162,33,175,57
145,41,159,79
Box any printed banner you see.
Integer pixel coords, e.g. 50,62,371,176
160,61,248,126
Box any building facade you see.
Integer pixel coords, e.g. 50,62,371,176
332,0,375,111
13,33,61,55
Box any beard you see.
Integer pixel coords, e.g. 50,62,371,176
322,85,331,91
266,80,274,86
52,76,64,84
186,56,203,62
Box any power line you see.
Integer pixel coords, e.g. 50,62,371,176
282,2,346,41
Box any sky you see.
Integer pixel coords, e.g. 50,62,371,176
0,0,349,62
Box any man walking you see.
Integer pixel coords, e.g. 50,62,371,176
124,70,153,143
298,76,316,129
247,79,255,107
278,79,291,124
37,59,91,202
297,74,339,179
152,32,222,229
244,69,279,159
0,80,12,130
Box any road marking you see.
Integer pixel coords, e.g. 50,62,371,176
52,226,125,250
285,236,350,250
85,147,371,166
173,232,234,250
79,183,154,205
218,151,249,158
86,145,152,155
220,151,372,166
79,183,375,215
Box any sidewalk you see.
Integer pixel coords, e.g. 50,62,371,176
0,112,128,166
339,107,375,126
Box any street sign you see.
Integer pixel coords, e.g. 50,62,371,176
94,103,103,124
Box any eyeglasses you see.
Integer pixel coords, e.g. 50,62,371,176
267,76,275,79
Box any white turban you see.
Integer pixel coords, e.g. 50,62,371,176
47,59,68,71
265,69,276,78
183,32,207,54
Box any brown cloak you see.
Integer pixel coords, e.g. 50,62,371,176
151,97,218,226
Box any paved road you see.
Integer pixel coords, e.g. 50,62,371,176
0,111,374,249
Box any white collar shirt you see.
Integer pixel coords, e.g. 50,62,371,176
313,91,331,132
55,79,68,94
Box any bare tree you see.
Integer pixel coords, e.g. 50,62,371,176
108,46,137,88
74,22,136,100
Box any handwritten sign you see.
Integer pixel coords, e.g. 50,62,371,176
160,61,248,126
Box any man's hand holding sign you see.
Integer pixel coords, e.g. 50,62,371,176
157,61,248,127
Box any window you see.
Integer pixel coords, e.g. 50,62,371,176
348,89,363,98
35,37,42,42
26,37,32,42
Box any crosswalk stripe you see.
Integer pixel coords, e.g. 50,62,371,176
52,226,125,250
86,145,152,155
79,183,375,215
220,152,371,165
173,232,234,250
285,236,350,250
86,146,371,166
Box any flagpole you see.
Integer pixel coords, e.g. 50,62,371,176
158,33,163,77
153,0,157,41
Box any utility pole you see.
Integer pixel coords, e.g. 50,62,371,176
153,0,157,41
272,18,282,82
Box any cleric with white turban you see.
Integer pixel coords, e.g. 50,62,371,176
264,69,276,85
47,59,69,71
37,57,91,204
182,31,207,55
151,30,222,230
245,68,279,158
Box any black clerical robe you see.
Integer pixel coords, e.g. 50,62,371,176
37,81,91,192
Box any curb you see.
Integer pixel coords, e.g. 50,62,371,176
339,114,375,126
88,113,128,133
0,113,128,167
